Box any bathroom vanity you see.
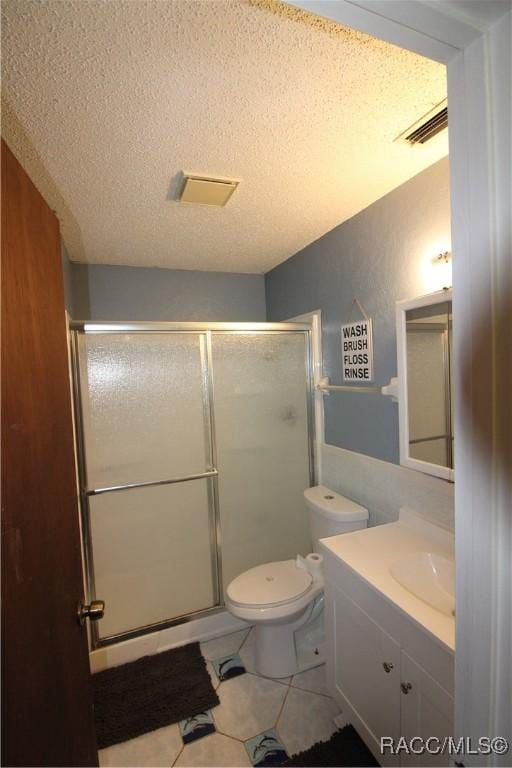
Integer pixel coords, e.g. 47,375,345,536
320,509,454,767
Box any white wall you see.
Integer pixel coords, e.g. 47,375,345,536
321,442,454,529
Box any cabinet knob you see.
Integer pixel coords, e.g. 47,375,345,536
400,682,413,694
382,661,394,673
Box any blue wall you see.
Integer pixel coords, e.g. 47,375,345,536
61,246,75,317
67,261,266,322
265,158,451,463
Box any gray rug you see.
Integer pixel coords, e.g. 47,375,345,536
93,642,219,749
282,726,380,767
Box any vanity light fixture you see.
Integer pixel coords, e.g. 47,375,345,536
434,251,452,289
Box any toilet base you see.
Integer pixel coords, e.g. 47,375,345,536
253,598,325,678
295,607,325,670
254,622,300,678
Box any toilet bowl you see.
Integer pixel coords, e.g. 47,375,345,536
225,485,368,678
225,556,324,678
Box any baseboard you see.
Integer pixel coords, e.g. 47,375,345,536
89,610,248,673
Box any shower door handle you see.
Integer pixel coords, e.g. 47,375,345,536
77,599,105,625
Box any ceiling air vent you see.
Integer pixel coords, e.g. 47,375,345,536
178,173,239,207
396,99,448,145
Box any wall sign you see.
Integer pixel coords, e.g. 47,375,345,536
341,319,374,382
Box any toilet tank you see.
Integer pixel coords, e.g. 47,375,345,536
303,485,368,552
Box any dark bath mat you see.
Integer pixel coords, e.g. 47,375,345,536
93,642,219,749
282,726,380,767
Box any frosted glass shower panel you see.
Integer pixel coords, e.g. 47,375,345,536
89,480,215,638
78,333,209,489
211,333,312,591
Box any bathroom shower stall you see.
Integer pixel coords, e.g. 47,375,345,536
71,322,314,648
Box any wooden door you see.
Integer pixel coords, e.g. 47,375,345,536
1,141,98,767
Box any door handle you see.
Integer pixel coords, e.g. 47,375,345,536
77,600,105,626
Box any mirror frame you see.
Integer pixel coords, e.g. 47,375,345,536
396,288,454,482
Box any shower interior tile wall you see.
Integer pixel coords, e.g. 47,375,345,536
321,443,454,530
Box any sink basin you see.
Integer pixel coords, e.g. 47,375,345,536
389,552,455,616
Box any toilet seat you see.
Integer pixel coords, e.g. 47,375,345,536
227,559,313,609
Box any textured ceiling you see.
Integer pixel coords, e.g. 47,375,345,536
1,0,448,273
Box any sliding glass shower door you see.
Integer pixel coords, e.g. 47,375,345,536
211,333,312,590
72,324,313,647
75,331,219,642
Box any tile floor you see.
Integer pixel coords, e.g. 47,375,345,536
99,627,342,767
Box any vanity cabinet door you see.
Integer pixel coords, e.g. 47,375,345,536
332,586,401,761
400,651,454,767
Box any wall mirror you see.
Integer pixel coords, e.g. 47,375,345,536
396,289,454,481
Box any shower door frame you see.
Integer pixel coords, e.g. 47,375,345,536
69,321,315,649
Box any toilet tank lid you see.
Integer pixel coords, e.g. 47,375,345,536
303,485,368,522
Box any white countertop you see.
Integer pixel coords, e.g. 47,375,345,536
319,508,455,652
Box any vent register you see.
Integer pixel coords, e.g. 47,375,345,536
176,101,447,210
396,99,448,145
179,173,240,206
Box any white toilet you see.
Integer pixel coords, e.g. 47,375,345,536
225,485,368,678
